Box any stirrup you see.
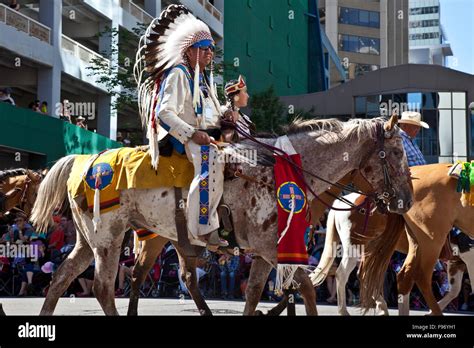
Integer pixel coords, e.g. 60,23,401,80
206,230,229,249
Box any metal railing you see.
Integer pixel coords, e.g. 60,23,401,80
121,0,153,24
199,0,223,23
0,3,51,44
198,0,223,23
61,34,110,68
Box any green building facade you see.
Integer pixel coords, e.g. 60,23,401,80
0,103,122,169
224,0,327,96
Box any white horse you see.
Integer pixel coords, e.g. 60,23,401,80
310,192,390,315
436,243,474,313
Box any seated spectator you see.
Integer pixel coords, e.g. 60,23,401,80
0,256,10,281
115,237,135,297
0,87,15,106
17,237,47,296
123,132,132,147
12,215,34,244
76,116,88,130
9,0,20,11
60,219,76,257
60,100,72,122
77,261,95,297
47,216,65,261
238,254,253,300
40,101,48,114
218,254,239,299
1,225,18,244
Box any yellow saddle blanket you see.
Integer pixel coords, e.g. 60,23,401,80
67,147,194,214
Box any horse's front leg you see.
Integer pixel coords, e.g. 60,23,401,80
243,256,273,315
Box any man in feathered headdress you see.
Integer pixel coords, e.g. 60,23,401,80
134,5,228,248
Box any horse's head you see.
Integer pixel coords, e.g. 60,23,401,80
359,114,413,214
22,170,43,217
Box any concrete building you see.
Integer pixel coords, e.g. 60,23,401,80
281,64,474,164
408,0,453,66
223,0,346,96
0,0,223,167
0,0,223,139
318,0,409,82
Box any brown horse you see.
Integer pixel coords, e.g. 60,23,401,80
359,163,474,315
0,169,42,217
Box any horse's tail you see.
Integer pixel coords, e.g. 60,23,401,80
309,209,339,286
30,155,76,232
358,213,405,312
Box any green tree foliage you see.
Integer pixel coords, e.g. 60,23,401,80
249,86,316,134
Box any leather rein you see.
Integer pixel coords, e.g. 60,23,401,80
231,121,398,214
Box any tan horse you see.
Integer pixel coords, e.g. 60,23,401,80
0,169,42,217
359,163,474,315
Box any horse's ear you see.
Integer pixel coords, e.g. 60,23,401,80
384,114,398,131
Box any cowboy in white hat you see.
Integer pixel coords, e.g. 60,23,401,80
398,111,429,167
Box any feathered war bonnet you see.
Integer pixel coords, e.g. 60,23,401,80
134,4,216,169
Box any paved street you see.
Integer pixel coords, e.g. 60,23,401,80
1,297,472,316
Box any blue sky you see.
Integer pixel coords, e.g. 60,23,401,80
439,0,474,74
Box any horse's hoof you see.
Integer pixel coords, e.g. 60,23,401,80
254,310,265,316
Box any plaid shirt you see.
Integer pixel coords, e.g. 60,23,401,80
400,130,426,167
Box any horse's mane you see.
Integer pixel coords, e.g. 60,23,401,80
284,118,344,135
0,169,28,181
285,117,387,142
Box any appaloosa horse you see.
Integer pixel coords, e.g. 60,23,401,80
31,115,413,316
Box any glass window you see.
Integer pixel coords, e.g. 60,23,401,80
422,93,438,109
438,92,452,108
453,92,466,109
421,110,439,163
359,10,369,26
355,97,366,114
407,93,422,112
339,7,358,25
471,113,474,157
369,11,380,28
438,109,452,157
359,36,370,54
453,110,467,157
367,95,380,116
349,35,358,52
370,38,380,55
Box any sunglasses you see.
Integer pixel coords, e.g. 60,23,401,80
198,45,215,52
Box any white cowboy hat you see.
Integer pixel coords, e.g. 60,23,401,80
398,111,429,129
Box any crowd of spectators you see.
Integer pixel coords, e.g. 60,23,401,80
0,211,472,312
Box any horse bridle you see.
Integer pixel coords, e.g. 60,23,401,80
373,122,397,205
3,170,42,216
232,120,404,213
